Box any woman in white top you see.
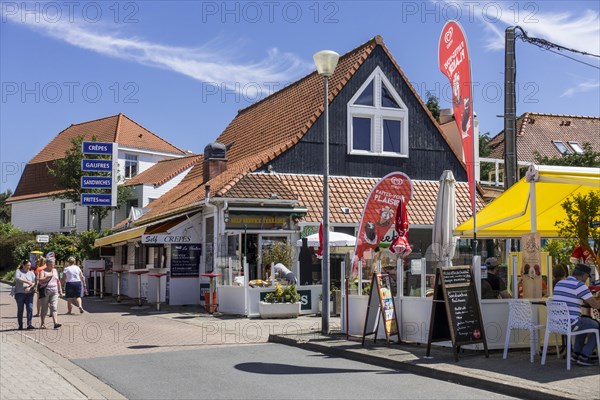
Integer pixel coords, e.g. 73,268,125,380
62,256,86,314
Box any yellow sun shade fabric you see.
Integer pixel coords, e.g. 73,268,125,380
94,226,146,247
454,167,600,238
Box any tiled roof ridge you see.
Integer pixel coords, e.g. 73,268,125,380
516,112,530,137
234,36,379,118
156,153,200,163
525,112,600,120
153,155,203,187
118,114,187,154
67,114,119,128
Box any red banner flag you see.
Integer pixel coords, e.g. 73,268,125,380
439,20,475,207
352,172,413,277
316,221,324,258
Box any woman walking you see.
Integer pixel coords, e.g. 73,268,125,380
38,259,63,329
62,256,86,314
14,260,36,330
33,256,46,317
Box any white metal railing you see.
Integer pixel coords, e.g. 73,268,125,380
479,158,530,187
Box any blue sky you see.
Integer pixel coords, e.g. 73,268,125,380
1,0,599,193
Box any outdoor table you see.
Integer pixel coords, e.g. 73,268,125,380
128,270,149,309
89,268,106,300
112,269,127,303
148,272,167,312
201,273,222,314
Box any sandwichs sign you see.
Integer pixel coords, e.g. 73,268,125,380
142,234,192,244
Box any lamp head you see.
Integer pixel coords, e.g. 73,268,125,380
313,50,340,77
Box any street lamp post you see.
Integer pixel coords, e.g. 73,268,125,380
313,50,339,335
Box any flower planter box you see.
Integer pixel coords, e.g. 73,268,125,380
258,301,300,319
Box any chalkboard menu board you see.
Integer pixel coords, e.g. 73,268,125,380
362,273,400,346
426,266,488,361
171,244,201,277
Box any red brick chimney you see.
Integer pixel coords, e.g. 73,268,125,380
203,142,227,182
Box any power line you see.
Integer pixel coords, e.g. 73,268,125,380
514,26,600,70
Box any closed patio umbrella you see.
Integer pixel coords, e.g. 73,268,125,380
431,170,457,266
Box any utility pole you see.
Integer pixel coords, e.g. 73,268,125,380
504,27,518,189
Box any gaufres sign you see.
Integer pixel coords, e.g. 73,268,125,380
142,235,192,244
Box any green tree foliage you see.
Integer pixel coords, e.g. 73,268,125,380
0,223,35,270
542,238,577,267
426,92,441,123
0,189,12,223
478,132,495,181
555,191,600,266
534,143,600,167
47,136,135,230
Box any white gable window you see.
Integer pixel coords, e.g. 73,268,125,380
61,202,76,228
124,154,138,178
348,67,408,157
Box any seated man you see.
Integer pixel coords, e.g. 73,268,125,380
482,257,511,299
268,263,298,285
553,263,600,366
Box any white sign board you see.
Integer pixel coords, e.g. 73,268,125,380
142,235,192,244
36,234,50,243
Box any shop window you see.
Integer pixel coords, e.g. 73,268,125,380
348,67,408,157
121,245,128,265
61,202,77,228
124,154,138,179
134,244,147,269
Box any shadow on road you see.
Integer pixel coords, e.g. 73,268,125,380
234,362,386,375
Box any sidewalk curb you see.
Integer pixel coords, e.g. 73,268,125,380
7,333,126,400
269,334,574,400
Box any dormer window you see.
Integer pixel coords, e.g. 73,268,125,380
569,142,584,154
552,141,568,154
347,67,409,157
124,154,138,178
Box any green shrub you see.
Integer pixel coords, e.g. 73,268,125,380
264,283,300,303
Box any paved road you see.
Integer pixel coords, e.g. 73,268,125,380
73,343,518,400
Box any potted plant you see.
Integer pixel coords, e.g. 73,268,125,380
259,283,301,318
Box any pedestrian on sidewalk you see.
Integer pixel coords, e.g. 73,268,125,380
14,260,36,330
62,256,86,314
33,256,46,317
38,259,63,329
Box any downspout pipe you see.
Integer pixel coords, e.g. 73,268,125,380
205,185,218,273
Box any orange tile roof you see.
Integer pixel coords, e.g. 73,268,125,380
124,154,202,187
488,112,600,163
137,35,469,223
10,114,187,202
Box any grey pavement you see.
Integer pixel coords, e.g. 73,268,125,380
1,282,599,400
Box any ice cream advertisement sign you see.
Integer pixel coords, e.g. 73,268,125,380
352,172,413,277
439,20,474,207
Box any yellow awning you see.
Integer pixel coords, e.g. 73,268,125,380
94,226,146,247
455,167,600,238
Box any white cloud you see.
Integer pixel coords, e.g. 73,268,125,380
561,80,600,97
2,9,312,97
438,1,600,55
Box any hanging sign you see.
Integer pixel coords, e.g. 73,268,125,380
426,266,488,361
80,141,117,207
362,273,401,346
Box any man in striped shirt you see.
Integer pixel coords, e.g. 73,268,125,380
553,263,600,366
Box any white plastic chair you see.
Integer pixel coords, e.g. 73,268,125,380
503,299,549,363
541,301,600,370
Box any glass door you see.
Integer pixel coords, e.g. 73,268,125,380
258,235,290,281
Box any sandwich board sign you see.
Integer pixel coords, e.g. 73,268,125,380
80,142,117,207
362,273,401,346
426,266,488,361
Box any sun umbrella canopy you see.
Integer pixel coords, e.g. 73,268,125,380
430,170,457,265
297,232,357,247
